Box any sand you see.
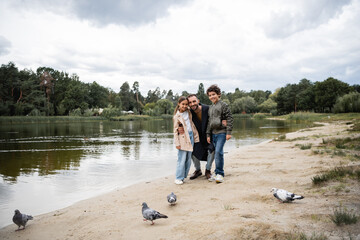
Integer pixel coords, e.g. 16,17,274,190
1,121,359,240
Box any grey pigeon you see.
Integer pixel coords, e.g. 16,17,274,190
12,209,33,231
167,192,177,205
271,188,304,203
142,202,168,225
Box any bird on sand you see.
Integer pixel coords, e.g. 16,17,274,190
142,202,168,225
12,209,33,231
271,188,304,203
167,192,177,205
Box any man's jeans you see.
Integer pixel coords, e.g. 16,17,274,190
213,133,226,176
176,131,194,180
192,150,215,171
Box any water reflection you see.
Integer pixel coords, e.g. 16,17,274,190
0,118,310,228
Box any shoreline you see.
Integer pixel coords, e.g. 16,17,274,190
1,121,359,239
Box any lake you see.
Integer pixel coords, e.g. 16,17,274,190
0,118,309,228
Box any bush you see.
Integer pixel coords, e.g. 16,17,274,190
69,108,82,116
330,207,358,226
334,92,360,113
253,113,270,119
102,106,122,119
28,108,43,116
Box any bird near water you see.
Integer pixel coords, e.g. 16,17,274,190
271,188,304,203
142,202,168,225
12,209,33,231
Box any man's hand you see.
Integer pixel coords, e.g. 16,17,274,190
207,137,211,144
222,120,227,126
226,134,232,141
178,126,185,134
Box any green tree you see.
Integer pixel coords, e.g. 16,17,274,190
297,79,315,111
314,77,351,112
156,99,173,115
333,92,360,113
0,62,20,115
119,81,136,111
231,96,257,114
258,98,277,113
89,81,109,108
60,79,89,114
197,83,210,104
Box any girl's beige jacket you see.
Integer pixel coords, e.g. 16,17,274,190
173,110,200,151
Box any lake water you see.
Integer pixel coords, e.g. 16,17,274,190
0,118,309,228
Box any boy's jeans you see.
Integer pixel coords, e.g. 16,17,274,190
176,131,194,180
213,133,226,177
192,150,215,171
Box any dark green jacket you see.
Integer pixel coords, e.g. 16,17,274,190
206,100,233,137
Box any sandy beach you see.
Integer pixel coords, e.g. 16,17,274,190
1,121,359,240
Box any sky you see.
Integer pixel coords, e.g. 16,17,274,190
0,0,359,95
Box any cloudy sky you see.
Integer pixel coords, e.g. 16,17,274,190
0,0,359,95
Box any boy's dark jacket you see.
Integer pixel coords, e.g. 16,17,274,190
190,104,214,161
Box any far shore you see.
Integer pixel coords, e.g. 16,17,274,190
0,120,359,239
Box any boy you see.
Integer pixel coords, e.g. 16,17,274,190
206,84,233,183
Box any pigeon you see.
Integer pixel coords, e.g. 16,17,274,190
271,188,304,203
12,209,33,231
167,192,177,205
142,202,168,225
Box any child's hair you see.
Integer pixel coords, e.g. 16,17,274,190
206,84,221,96
173,96,188,115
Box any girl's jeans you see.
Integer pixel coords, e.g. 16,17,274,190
176,131,194,180
213,133,226,177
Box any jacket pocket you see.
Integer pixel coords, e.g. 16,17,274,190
179,134,188,149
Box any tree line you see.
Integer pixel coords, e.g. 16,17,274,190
1,62,359,117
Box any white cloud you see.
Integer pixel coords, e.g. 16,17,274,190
0,0,359,96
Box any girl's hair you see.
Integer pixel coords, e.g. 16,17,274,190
206,84,221,96
173,96,188,115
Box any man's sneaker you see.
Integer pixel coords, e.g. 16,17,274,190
189,170,202,180
215,174,224,183
174,179,184,185
208,174,216,182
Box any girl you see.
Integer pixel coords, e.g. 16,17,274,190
173,96,199,185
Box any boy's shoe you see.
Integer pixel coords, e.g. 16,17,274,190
215,174,224,183
174,179,184,185
208,174,216,182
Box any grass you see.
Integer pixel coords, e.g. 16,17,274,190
274,134,287,141
285,231,328,240
223,203,235,210
253,113,272,119
311,166,360,185
281,112,360,122
295,143,312,150
330,207,358,226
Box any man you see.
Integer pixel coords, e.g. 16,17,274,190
178,94,215,180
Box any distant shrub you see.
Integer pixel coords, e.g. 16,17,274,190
253,113,271,119
102,106,122,119
27,108,42,116
69,108,82,116
334,92,360,113
295,143,312,150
